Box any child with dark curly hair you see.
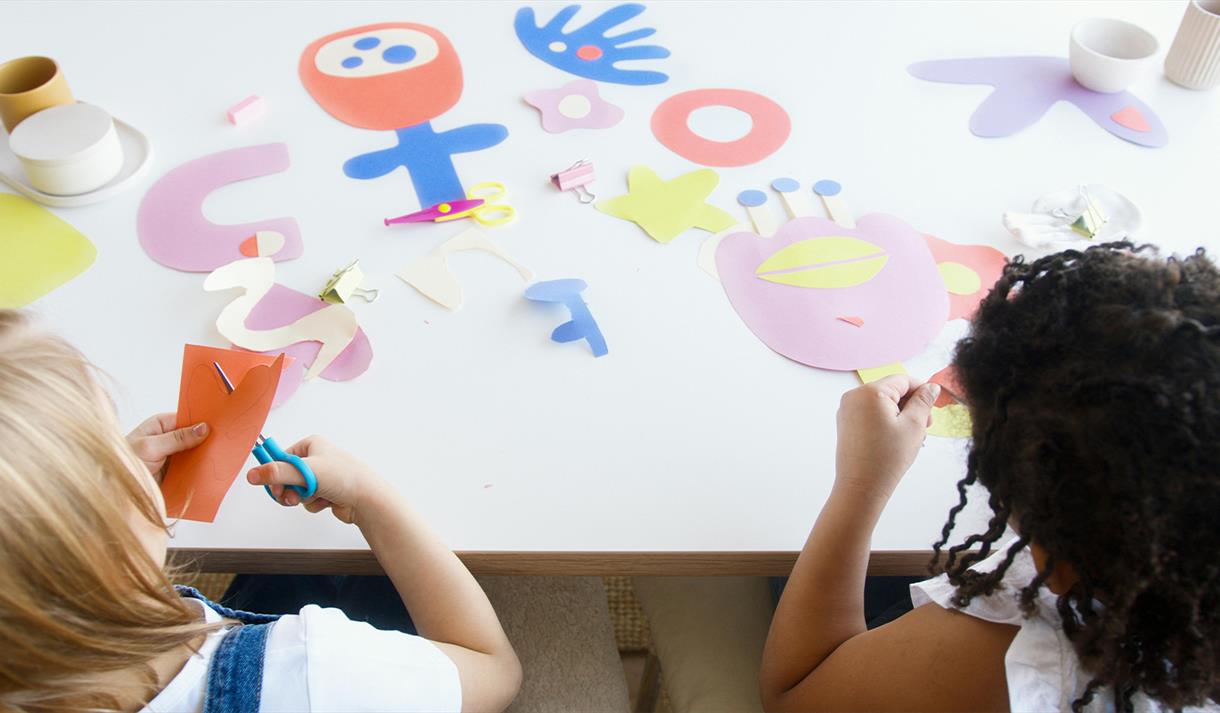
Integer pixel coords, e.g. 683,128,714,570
760,242,1220,712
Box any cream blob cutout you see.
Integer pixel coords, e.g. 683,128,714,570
314,28,439,78
557,94,592,119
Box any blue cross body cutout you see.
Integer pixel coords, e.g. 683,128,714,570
514,3,670,86
525,279,609,357
344,122,509,208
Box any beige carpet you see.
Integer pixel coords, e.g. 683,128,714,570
480,576,631,712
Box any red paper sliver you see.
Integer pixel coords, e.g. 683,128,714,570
160,345,287,522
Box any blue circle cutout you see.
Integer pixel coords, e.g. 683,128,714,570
771,177,799,193
382,44,417,64
341,56,363,69
737,189,767,207
353,36,380,50
813,179,842,197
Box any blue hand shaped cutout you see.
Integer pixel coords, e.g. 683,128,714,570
514,3,670,86
344,121,509,208
525,279,609,357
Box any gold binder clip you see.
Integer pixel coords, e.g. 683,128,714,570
319,260,379,304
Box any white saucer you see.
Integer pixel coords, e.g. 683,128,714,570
1030,184,1141,243
0,112,153,208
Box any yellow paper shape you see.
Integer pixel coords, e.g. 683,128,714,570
596,166,736,244
938,261,982,295
928,402,972,438
756,237,889,289
856,362,908,383
0,194,96,308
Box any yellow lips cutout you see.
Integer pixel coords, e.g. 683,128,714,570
755,237,889,289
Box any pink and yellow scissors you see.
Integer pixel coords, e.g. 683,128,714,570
384,181,516,227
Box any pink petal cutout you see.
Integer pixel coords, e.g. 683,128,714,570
1111,106,1151,133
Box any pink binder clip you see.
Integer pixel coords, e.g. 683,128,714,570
550,160,596,203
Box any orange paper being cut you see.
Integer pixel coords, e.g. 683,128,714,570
160,345,287,522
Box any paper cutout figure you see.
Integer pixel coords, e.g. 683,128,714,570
397,227,534,310
651,89,790,167
137,143,304,272
247,284,374,388
0,194,95,308
239,231,286,258
908,57,1168,148
524,79,624,133
160,346,285,522
525,279,608,357
714,179,1005,436
514,3,670,86
596,166,736,243
300,23,508,208
205,258,359,380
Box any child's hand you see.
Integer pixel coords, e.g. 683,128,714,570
245,435,386,524
834,375,939,504
126,413,210,483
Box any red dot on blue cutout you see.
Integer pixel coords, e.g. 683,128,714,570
576,45,603,61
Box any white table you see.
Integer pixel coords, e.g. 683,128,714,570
6,0,1218,575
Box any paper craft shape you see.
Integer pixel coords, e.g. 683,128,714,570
514,3,670,86
160,346,285,522
715,178,1006,373
397,227,534,310
651,89,790,167
908,57,1168,148
524,79,624,133
524,279,608,357
0,193,95,308
300,23,508,208
137,143,304,272
239,230,286,258
205,258,359,380
596,166,736,243
247,284,374,386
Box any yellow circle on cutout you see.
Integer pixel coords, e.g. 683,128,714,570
938,261,981,295
438,203,452,214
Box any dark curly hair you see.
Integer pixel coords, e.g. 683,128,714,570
930,242,1220,712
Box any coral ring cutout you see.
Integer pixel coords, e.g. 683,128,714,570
651,88,791,168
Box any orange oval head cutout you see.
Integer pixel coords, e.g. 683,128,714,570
300,23,463,130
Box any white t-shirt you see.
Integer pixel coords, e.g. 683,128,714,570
143,597,461,712
911,540,1218,713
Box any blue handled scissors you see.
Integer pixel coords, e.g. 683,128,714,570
212,362,318,502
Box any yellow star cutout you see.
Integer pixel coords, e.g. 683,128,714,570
596,166,737,244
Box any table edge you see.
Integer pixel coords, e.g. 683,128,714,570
168,548,940,577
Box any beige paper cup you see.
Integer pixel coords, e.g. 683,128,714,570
0,56,74,132
1165,0,1220,89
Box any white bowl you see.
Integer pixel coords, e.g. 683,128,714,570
8,102,123,195
1070,18,1158,93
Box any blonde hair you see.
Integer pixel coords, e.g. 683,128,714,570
0,310,216,712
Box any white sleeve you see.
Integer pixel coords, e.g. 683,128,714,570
262,604,462,713
909,537,1033,626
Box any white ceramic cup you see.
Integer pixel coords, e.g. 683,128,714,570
1070,18,1159,93
1165,0,1220,90
8,102,123,195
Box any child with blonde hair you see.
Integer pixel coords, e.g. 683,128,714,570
0,309,521,712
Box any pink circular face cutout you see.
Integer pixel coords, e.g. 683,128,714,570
651,88,791,167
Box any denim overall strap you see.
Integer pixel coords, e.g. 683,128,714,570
175,585,281,712
204,622,274,713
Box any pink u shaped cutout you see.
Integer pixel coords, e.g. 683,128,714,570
651,88,790,167
137,143,305,272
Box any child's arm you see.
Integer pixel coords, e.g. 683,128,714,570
759,376,1018,712
246,437,521,713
